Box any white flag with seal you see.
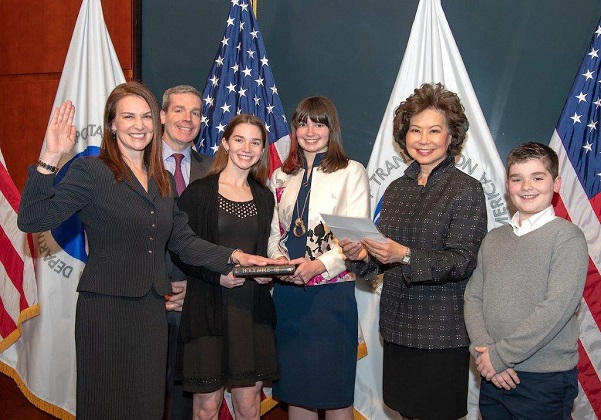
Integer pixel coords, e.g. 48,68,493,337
0,0,125,417
354,0,508,419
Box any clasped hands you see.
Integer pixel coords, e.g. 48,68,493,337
165,280,187,311
475,346,520,390
339,236,522,392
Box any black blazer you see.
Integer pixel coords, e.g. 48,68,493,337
18,157,233,297
166,148,214,283
172,174,276,341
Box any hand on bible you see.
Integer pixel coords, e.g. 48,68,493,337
232,251,283,267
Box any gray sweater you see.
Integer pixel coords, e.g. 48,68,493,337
464,218,588,373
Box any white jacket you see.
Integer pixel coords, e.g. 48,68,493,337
268,160,370,283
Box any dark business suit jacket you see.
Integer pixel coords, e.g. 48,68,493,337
18,157,232,297
166,149,214,282
190,149,213,183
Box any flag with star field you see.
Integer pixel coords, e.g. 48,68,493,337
196,0,290,175
549,18,601,418
195,1,286,417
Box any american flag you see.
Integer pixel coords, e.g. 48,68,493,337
0,1,125,417
195,1,288,417
0,148,38,352
549,19,601,419
196,0,290,174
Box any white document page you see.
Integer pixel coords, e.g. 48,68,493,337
320,213,387,243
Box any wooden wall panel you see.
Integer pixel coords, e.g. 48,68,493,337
0,1,80,75
0,0,136,191
0,77,60,187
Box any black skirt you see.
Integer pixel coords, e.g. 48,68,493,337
382,341,469,420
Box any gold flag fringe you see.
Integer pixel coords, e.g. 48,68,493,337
0,303,41,353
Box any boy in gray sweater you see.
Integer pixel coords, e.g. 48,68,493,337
464,142,588,419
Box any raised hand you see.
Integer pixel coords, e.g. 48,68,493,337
42,101,77,165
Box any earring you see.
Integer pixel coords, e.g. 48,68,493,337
225,148,229,155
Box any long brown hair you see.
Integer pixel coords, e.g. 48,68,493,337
99,81,172,197
281,96,349,174
205,114,270,185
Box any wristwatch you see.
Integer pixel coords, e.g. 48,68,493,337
401,248,411,265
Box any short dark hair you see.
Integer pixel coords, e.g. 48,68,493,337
392,83,469,160
506,142,559,179
161,85,202,112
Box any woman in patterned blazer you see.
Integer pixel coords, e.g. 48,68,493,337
341,83,488,419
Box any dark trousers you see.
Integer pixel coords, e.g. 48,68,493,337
479,368,578,420
166,310,193,420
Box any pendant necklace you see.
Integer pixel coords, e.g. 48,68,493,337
293,168,312,237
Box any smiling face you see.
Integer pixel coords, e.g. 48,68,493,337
506,158,561,223
111,95,154,158
295,118,330,154
160,92,201,151
405,108,452,172
222,122,265,172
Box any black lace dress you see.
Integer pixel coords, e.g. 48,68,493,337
180,195,279,393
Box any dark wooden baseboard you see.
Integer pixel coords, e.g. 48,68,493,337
0,372,288,419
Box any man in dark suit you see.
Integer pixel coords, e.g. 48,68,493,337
161,85,213,420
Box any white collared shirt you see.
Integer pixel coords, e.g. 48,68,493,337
162,141,192,186
509,205,556,237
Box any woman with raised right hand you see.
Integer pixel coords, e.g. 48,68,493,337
18,82,274,420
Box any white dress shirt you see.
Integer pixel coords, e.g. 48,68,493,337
509,205,556,236
162,141,192,185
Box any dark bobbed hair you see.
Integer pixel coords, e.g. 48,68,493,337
99,81,171,197
206,114,270,185
392,83,469,161
281,96,349,174
161,85,202,112
506,142,559,179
